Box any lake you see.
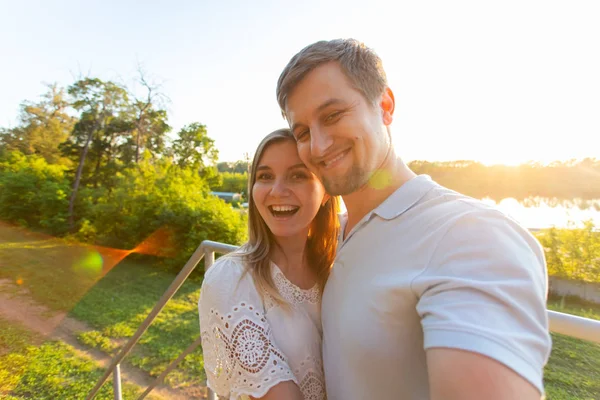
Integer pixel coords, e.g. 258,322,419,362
481,197,600,229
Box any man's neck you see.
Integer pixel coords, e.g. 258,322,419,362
342,156,416,238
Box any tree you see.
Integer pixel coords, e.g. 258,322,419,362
0,84,74,164
66,78,130,230
172,123,218,169
128,71,171,163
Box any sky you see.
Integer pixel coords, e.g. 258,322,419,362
1,0,599,165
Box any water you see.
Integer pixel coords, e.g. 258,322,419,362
481,197,600,229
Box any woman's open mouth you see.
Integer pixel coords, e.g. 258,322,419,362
268,205,299,218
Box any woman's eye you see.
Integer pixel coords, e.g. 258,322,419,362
257,173,273,181
291,172,308,180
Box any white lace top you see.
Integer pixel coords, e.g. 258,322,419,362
198,254,326,400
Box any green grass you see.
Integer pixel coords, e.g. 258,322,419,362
2,222,599,397
0,316,142,400
69,259,206,388
544,296,600,399
0,222,106,311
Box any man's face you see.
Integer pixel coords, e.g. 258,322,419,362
285,62,393,196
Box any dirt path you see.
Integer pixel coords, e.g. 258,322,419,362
0,279,207,399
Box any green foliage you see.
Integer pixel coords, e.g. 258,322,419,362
535,221,600,283
212,171,249,197
0,151,70,234
79,157,247,268
217,159,250,174
0,84,74,165
172,122,218,169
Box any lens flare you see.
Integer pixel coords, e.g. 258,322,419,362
368,169,393,190
72,250,104,277
131,226,177,258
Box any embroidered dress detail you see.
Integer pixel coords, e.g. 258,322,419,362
201,302,295,398
295,355,326,400
272,267,320,305
199,257,326,400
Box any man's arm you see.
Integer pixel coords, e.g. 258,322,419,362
427,348,542,400
413,209,552,398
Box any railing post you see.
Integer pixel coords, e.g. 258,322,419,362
113,364,122,400
205,250,215,270
205,248,217,400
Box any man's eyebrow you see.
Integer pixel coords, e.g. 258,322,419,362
316,98,345,113
291,98,345,134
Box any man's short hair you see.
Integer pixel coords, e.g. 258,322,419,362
276,38,388,117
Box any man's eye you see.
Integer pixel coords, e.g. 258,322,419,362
296,129,310,142
325,111,342,123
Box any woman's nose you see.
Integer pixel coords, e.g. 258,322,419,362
269,179,291,197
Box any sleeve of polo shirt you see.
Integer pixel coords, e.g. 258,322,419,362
412,209,552,393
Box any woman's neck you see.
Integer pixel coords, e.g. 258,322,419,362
271,233,308,272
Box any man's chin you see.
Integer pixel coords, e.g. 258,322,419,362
322,175,365,197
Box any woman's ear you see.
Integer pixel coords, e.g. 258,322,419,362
321,194,331,207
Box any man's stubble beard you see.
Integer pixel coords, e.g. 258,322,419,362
321,163,370,196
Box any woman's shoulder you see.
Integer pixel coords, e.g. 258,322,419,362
200,252,259,306
203,253,247,285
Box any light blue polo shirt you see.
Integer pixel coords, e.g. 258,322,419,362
322,175,551,399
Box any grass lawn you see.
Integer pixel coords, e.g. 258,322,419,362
1,222,599,398
70,260,206,389
545,296,600,400
0,316,142,400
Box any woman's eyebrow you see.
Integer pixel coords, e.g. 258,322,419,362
256,165,271,171
288,163,308,170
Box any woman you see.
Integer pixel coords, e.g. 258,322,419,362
198,128,339,400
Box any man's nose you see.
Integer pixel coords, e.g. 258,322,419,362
310,128,334,158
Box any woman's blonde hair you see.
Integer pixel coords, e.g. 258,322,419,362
236,128,339,306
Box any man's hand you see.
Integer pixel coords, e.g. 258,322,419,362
427,348,542,400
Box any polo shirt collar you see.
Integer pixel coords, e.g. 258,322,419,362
372,174,437,220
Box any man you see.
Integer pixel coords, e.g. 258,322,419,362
276,39,551,400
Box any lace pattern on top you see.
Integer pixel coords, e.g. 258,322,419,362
263,265,320,310
201,301,296,399
295,354,326,400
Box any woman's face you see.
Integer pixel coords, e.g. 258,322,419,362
252,140,327,239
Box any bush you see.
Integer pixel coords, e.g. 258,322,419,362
81,158,247,270
535,221,600,283
0,151,70,234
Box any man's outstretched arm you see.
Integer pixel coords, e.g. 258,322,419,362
427,348,542,400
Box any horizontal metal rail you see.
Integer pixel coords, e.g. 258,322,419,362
87,240,600,400
548,310,600,344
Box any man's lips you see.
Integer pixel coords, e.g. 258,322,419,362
318,148,351,169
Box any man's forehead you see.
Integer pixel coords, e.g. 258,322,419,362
285,65,353,122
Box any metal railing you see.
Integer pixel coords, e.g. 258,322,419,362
86,240,600,400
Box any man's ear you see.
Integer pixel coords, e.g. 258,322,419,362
380,87,395,126
321,194,331,207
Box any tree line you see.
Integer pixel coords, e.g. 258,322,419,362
409,160,600,204
0,75,246,269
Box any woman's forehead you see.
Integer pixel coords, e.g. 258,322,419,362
259,140,303,168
